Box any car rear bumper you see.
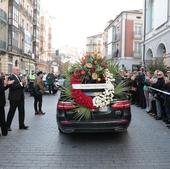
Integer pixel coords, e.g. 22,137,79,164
58,119,130,133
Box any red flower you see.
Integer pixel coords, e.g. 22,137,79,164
80,70,86,75
71,74,96,109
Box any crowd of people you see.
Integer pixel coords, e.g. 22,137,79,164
0,67,58,136
124,67,170,127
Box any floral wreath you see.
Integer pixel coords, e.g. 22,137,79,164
63,52,121,120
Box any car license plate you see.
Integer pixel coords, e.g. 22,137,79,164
99,106,108,112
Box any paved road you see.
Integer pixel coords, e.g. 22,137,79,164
0,93,170,169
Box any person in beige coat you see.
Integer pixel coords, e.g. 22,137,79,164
33,71,45,115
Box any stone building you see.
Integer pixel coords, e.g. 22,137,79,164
0,0,40,75
144,0,170,67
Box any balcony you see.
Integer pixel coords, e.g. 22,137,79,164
0,9,7,24
0,40,7,51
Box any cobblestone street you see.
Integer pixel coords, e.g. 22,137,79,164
0,93,170,169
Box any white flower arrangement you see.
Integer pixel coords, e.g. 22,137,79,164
93,70,115,108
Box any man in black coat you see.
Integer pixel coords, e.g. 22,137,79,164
6,67,29,130
0,72,14,136
46,71,55,94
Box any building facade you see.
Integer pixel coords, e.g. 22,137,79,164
104,10,143,70
86,33,104,56
0,0,40,75
37,12,52,73
144,0,170,67
0,0,8,72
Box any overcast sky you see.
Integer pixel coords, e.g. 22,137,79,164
41,0,144,51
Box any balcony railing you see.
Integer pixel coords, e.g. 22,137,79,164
0,9,7,23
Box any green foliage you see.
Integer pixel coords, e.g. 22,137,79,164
146,59,167,74
65,62,80,79
60,87,72,101
107,60,120,77
74,106,91,121
114,80,128,99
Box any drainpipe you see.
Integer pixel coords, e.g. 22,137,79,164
143,0,147,67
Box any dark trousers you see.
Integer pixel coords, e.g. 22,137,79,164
7,100,25,128
0,106,8,136
139,87,146,109
165,106,170,121
48,84,54,94
34,95,42,112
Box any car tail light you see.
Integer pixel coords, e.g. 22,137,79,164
111,100,130,109
57,101,75,110
60,121,73,125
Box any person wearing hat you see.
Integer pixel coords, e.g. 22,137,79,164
33,71,45,115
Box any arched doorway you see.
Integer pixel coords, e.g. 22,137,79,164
146,48,153,59
146,49,153,65
156,43,166,58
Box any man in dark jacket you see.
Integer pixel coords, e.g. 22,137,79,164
152,71,165,120
46,71,55,94
136,67,146,109
0,72,14,136
6,67,29,131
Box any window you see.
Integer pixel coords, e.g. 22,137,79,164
135,24,142,36
107,44,113,59
30,26,32,32
107,27,113,44
13,6,19,27
30,10,32,17
136,16,141,19
134,42,141,54
26,23,29,31
22,19,24,27
15,0,19,4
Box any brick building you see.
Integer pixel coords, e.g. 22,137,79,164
104,10,143,70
